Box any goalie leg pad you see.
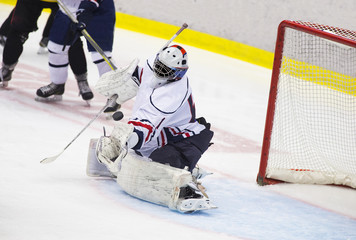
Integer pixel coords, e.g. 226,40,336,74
87,138,115,178
116,152,193,210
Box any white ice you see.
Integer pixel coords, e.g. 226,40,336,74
0,5,356,240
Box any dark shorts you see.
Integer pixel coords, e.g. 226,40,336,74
10,0,57,33
149,127,214,172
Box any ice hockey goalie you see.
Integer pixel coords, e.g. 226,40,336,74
86,45,216,213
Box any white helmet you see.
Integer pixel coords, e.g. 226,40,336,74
152,45,188,88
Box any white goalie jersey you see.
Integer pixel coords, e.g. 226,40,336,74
90,46,217,213
128,56,205,157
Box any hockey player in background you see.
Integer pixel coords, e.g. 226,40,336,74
0,0,58,87
36,0,116,102
0,4,58,53
0,0,89,101
88,45,216,212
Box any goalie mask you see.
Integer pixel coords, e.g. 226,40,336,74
151,45,188,88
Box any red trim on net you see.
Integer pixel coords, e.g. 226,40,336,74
256,20,356,186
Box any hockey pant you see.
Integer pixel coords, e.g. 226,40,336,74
49,7,115,76
149,127,214,172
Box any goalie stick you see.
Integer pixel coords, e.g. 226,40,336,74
40,94,118,164
57,0,117,70
159,23,188,52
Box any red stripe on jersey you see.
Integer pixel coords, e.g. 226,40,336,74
169,127,180,135
168,127,193,138
89,0,100,7
160,131,166,146
128,121,154,142
139,68,143,83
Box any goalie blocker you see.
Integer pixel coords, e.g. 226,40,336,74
87,137,216,213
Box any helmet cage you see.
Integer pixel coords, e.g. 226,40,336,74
153,56,187,82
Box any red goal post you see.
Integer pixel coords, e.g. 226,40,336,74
257,20,356,188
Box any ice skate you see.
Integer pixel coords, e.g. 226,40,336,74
37,37,49,54
177,182,217,213
192,165,213,180
35,82,65,102
77,80,94,101
37,46,48,54
0,62,17,87
76,73,93,104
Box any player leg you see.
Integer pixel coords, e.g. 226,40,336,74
68,38,93,101
92,121,217,212
149,127,214,172
86,0,115,77
85,0,116,109
0,8,14,46
117,152,216,212
1,1,43,87
36,10,72,101
36,40,68,101
37,2,59,54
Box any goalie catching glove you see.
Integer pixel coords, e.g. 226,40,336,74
95,58,140,105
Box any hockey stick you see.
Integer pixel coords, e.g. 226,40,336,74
159,23,188,52
40,94,118,164
57,0,117,70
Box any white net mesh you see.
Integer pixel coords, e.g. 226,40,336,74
266,21,356,188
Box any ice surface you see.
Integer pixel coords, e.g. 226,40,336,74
0,4,355,240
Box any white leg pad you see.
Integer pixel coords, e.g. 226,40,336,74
87,138,115,178
116,151,193,210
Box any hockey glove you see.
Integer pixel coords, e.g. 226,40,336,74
75,0,99,32
95,58,140,104
63,1,99,48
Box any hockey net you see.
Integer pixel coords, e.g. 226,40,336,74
257,20,356,188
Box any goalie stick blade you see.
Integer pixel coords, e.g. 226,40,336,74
40,94,119,164
40,152,62,164
35,95,63,102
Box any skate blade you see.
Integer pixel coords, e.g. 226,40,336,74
178,199,218,213
1,81,9,88
37,46,48,54
35,95,63,102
